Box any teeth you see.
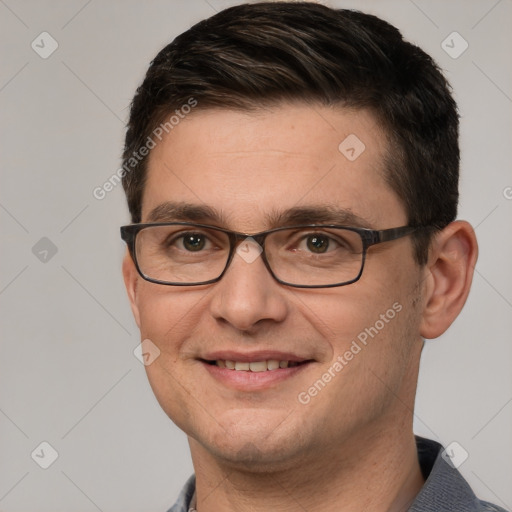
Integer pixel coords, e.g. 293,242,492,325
249,361,267,372
215,359,300,371
267,359,280,370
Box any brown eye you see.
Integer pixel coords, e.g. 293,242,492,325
182,234,206,251
306,235,330,253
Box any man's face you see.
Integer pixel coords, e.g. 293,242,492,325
123,104,425,470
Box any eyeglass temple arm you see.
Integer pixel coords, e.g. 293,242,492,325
369,226,419,245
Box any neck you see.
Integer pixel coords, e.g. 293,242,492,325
189,420,424,512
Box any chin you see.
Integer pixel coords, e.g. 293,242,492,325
204,436,306,473
189,412,313,471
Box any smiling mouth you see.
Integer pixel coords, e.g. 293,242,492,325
203,359,311,372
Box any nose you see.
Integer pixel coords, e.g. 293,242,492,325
208,238,288,332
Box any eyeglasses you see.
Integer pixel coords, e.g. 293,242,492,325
120,222,418,288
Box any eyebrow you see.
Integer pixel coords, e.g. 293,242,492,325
145,201,373,230
146,202,227,224
267,206,373,229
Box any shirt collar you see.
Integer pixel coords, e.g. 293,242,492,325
410,436,481,511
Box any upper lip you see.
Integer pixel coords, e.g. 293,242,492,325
200,350,314,363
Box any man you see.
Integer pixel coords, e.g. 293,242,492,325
120,2,505,511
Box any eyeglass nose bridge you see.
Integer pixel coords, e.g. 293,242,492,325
221,231,277,280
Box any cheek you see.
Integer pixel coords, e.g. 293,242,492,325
135,285,213,426
135,284,212,356
301,287,421,404
300,269,421,371
298,286,396,343
139,314,229,444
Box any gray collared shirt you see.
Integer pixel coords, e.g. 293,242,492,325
167,437,507,512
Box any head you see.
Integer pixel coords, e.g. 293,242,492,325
121,2,477,470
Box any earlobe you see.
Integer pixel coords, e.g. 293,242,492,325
122,250,141,328
419,221,478,339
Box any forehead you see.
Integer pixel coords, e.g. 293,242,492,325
142,103,406,230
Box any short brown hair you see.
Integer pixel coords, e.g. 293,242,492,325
122,2,459,264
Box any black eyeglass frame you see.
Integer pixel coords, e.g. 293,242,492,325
120,222,419,289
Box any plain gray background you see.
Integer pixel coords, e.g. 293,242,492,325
1,0,511,510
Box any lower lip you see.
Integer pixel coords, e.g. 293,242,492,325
201,361,312,390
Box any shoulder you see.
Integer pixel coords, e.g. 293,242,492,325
166,474,196,512
411,437,508,512
478,503,508,512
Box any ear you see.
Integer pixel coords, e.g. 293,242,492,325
122,249,141,328
420,221,478,339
